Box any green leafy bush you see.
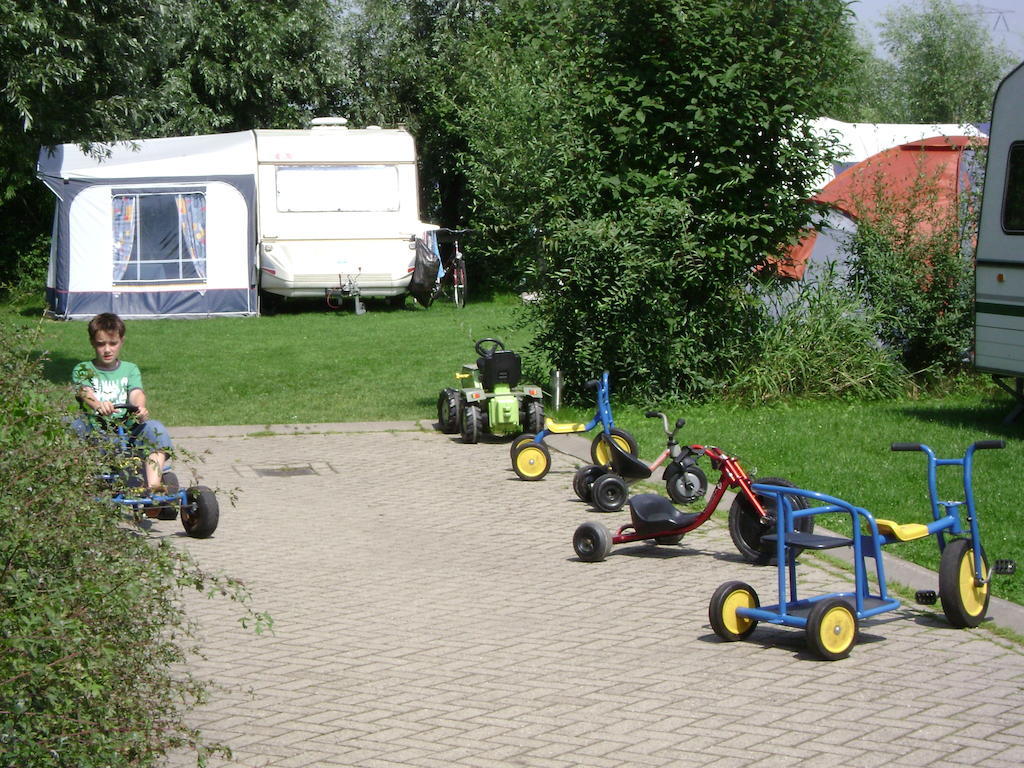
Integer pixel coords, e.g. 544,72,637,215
0,324,264,767
457,0,855,401
842,150,976,378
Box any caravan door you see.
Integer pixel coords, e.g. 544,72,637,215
255,124,433,301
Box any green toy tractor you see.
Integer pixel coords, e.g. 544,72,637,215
437,338,545,443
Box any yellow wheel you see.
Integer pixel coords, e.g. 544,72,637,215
513,442,551,481
709,581,759,641
590,428,638,466
806,598,858,660
509,433,536,460
939,539,990,628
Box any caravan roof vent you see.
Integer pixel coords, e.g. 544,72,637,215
310,117,349,130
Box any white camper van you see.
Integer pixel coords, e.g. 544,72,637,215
975,61,1024,420
255,118,435,307
37,119,434,319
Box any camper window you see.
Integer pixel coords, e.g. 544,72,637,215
275,165,400,212
1004,142,1024,234
112,191,207,284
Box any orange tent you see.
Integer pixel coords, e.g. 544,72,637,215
776,135,985,279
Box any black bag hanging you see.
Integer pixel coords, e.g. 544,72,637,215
408,232,441,307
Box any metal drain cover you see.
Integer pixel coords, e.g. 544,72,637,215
254,465,318,478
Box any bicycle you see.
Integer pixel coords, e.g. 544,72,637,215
433,228,469,308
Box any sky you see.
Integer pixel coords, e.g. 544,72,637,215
848,0,1024,60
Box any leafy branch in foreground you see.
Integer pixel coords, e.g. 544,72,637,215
0,323,269,768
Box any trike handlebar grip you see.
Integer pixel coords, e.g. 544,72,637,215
112,403,140,413
973,439,1006,450
891,442,923,452
644,411,662,419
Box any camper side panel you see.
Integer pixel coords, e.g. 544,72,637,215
976,63,1024,376
255,128,433,299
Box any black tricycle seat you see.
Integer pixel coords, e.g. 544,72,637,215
603,434,651,480
629,494,700,536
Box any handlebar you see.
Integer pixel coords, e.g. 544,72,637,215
645,411,685,441
434,228,474,243
111,403,140,413
892,440,1004,452
973,440,1006,450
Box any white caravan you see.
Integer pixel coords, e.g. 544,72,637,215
975,61,1024,420
37,119,434,318
255,118,434,308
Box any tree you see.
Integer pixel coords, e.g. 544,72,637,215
335,1,490,229
873,0,1014,123
455,0,855,399
0,0,340,292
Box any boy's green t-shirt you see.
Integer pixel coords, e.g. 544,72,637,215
72,360,143,424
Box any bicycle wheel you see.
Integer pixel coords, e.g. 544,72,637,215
451,259,466,308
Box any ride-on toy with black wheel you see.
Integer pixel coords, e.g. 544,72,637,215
509,371,638,481
709,441,1016,661
573,440,810,562
437,338,545,444
573,411,708,513
100,404,220,538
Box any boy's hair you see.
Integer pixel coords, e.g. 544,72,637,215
87,313,126,341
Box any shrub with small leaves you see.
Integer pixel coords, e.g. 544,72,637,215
0,324,267,768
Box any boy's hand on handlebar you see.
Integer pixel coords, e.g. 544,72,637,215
95,400,117,417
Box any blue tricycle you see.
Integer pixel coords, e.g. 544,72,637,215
709,441,1016,660
508,371,637,481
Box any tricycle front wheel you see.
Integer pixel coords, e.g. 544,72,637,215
181,486,219,539
590,428,638,466
728,477,811,565
939,538,990,628
666,463,707,505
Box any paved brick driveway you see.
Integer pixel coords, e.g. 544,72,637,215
160,423,1024,767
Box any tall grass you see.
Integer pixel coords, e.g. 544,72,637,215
729,269,910,402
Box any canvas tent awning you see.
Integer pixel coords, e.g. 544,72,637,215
38,132,259,319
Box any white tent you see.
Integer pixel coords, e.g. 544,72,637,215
37,132,258,319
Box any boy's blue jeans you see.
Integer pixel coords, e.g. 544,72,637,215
71,416,174,462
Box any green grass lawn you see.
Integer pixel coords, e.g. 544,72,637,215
5,291,1022,605
11,295,535,425
609,396,1022,605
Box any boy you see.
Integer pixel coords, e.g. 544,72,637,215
71,312,174,492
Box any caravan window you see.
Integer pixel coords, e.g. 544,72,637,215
112,192,207,283
1004,142,1024,234
275,165,400,212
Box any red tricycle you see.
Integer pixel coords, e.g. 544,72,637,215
573,436,812,563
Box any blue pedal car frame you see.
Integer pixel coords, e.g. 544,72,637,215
709,441,1015,660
